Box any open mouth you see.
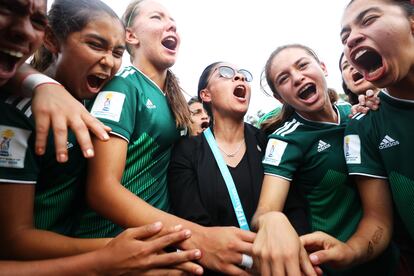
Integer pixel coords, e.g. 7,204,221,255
298,83,316,100
352,48,384,81
0,48,23,76
161,36,177,51
201,121,209,129
233,85,246,99
87,74,108,93
352,71,364,83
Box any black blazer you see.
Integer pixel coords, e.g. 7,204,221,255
168,123,309,234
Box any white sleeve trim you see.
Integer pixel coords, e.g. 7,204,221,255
0,179,36,184
264,173,292,182
109,131,130,143
349,172,388,179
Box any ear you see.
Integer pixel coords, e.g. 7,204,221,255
125,28,139,45
410,15,414,36
320,61,329,77
43,26,60,54
199,89,211,103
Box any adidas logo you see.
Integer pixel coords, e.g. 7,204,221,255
146,99,156,109
379,135,399,149
317,140,331,152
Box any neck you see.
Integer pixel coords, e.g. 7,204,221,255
132,56,167,91
212,115,245,143
297,100,337,123
386,70,414,100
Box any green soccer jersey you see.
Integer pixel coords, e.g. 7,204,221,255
263,103,398,275
345,91,414,240
75,66,182,238
0,93,85,235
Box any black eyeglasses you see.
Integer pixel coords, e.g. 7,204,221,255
209,66,253,83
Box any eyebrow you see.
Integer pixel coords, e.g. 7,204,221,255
340,7,381,36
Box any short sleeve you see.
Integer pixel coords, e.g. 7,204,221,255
262,136,302,181
89,76,137,142
344,115,386,178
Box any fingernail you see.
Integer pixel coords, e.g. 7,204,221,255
36,147,45,155
195,267,203,275
184,230,191,238
84,148,94,158
58,153,67,163
194,249,201,258
102,133,109,140
310,254,319,263
174,224,183,231
152,221,162,230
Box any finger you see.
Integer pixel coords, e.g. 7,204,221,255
299,247,317,276
365,89,374,97
137,268,188,276
124,222,164,240
51,115,69,163
148,229,194,252
300,233,326,251
314,266,324,276
308,250,336,266
238,229,257,243
67,118,95,158
81,112,110,141
34,112,50,156
171,258,204,275
358,94,366,106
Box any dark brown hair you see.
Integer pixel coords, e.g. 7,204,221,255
31,0,123,72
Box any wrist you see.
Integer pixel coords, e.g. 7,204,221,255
21,73,62,96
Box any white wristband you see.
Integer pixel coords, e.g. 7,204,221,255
22,73,61,96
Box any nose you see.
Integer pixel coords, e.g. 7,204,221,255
346,31,365,50
292,70,305,86
100,52,115,69
201,110,209,121
167,19,177,33
233,71,246,82
10,16,37,44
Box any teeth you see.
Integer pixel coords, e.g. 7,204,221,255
0,48,24,58
299,83,312,94
355,49,367,60
94,74,108,79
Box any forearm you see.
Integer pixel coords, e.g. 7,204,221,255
346,215,392,264
2,228,109,260
0,250,106,276
346,176,393,264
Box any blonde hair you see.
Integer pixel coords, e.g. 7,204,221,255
122,0,191,129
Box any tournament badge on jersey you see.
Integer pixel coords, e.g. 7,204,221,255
344,135,361,164
90,91,126,122
263,138,288,166
0,126,31,168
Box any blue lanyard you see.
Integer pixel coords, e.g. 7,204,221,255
204,128,250,231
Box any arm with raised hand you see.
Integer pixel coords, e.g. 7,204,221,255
8,64,111,162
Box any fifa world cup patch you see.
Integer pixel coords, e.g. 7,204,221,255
90,91,126,122
344,135,361,164
263,138,288,166
0,125,31,168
